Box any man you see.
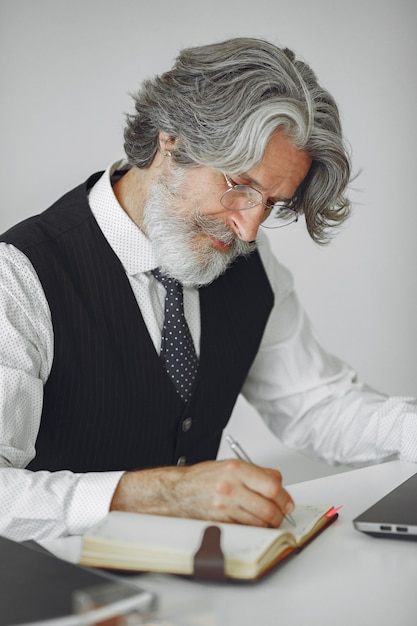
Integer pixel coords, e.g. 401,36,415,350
0,38,416,542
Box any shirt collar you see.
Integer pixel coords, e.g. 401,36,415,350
88,160,157,275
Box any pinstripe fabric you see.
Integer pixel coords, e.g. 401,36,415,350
2,174,273,472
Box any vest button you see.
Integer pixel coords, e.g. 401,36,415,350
182,417,193,432
177,456,187,466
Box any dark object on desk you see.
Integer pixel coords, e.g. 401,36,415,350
353,472,417,539
0,535,156,625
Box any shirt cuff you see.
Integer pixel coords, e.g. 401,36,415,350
401,409,417,462
67,471,124,536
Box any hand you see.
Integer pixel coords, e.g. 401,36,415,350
110,459,294,528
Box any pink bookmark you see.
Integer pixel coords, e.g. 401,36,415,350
325,505,343,517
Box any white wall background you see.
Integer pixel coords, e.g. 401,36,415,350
1,0,416,483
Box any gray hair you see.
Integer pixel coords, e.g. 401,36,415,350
124,37,351,243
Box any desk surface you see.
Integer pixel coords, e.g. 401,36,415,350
44,461,417,626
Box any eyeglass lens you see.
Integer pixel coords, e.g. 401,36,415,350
222,186,261,210
222,188,297,228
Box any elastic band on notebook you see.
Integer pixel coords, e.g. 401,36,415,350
193,525,225,580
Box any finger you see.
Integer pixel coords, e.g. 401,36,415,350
239,464,295,525
261,467,295,519
227,506,276,527
208,486,283,527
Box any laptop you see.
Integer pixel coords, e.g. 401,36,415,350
0,536,157,625
353,472,417,539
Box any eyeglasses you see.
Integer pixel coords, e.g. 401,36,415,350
220,174,298,229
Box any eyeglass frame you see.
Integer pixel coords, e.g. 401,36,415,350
220,173,299,229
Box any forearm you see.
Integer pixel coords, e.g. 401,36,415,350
247,356,417,466
110,465,188,516
278,385,417,466
243,300,417,465
110,459,294,528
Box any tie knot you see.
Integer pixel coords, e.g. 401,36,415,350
152,268,182,295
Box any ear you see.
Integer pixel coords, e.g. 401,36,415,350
158,131,176,153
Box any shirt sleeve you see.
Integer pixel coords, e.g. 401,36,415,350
0,243,123,541
242,233,417,466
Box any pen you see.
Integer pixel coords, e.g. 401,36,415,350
225,434,296,527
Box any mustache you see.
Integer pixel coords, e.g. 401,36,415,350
195,213,256,253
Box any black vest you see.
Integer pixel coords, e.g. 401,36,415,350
1,173,274,472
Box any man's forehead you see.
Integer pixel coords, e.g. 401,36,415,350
237,130,312,199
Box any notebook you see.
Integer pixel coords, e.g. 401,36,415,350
353,472,417,539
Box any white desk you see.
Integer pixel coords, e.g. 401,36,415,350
44,461,417,626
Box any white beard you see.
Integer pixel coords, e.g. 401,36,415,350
142,169,256,287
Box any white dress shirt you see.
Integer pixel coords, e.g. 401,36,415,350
1,161,416,542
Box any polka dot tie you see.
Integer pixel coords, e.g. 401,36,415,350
152,268,198,402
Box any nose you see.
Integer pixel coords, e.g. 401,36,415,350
227,206,265,242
